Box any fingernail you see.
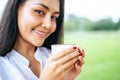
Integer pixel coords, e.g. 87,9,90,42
78,48,81,53
78,50,81,54
77,61,80,66
81,48,84,53
73,46,77,50
79,56,82,60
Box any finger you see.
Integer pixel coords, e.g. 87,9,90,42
56,50,80,66
78,56,85,67
47,52,80,73
55,56,79,75
75,63,81,74
77,47,85,57
56,65,73,79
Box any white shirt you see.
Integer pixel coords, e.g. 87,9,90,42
0,47,50,80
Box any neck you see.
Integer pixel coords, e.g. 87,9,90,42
14,36,36,58
14,36,41,77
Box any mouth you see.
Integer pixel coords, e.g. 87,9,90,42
33,29,48,38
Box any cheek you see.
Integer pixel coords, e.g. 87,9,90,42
51,23,57,33
18,9,39,28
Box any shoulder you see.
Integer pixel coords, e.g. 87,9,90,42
0,56,16,71
0,56,26,80
0,56,9,79
38,46,51,58
0,57,3,80
39,46,51,53
0,56,11,69
0,56,8,63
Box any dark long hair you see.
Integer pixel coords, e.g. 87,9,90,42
0,0,64,56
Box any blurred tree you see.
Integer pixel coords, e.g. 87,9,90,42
65,15,118,31
64,14,79,31
79,17,94,31
115,18,120,30
93,18,116,30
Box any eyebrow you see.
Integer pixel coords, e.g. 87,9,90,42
35,3,60,15
54,11,60,15
35,3,49,10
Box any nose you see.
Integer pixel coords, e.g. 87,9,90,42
42,15,52,29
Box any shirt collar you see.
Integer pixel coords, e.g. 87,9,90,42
6,47,42,68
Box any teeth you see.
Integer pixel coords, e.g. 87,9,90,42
34,30,46,36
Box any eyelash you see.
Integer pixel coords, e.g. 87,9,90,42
34,10,44,15
34,10,58,22
51,16,58,22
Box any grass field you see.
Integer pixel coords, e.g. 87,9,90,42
64,31,120,80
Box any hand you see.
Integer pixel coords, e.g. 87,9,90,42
39,46,81,80
64,48,85,80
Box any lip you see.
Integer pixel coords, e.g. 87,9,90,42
34,29,48,38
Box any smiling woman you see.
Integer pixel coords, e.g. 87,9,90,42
0,0,85,80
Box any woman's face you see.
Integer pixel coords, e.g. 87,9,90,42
17,0,60,46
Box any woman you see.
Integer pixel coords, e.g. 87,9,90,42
0,0,85,80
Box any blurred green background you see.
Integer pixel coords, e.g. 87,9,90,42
64,8,120,79
64,31,120,80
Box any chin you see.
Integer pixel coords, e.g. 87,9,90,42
34,41,44,47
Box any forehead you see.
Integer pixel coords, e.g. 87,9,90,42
24,0,60,11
